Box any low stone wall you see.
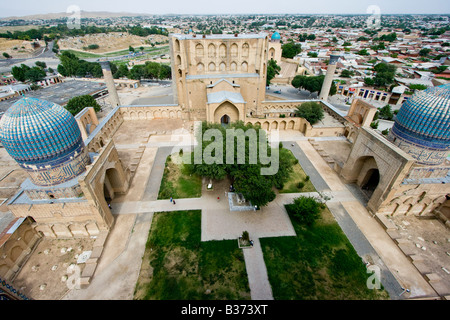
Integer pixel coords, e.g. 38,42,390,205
119,104,183,121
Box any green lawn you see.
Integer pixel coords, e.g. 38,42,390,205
279,149,316,193
134,210,250,300
158,153,202,200
260,204,390,300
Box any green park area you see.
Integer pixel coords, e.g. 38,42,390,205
157,153,202,200
133,210,250,300
278,149,316,193
261,199,390,300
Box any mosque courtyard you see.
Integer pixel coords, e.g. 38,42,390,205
2,114,448,300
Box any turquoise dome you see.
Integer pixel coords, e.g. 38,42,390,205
390,84,450,165
271,32,281,40
0,97,83,165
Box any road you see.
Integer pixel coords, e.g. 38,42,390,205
266,84,350,114
0,41,60,73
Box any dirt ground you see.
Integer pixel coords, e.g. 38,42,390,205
0,38,40,59
315,140,352,167
13,237,96,300
390,215,450,294
57,32,168,53
0,148,28,213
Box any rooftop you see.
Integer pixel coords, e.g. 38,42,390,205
0,80,107,113
171,33,268,40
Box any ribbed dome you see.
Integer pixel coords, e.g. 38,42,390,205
0,97,83,164
271,32,281,40
392,84,450,150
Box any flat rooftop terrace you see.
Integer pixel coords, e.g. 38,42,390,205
0,80,107,112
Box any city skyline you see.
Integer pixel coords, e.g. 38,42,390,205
1,0,449,18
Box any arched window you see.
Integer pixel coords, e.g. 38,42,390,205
219,62,226,72
241,61,248,72
209,62,216,72
195,43,204,57
208,44,216,58
219,43,227,58
231,43,238,57
242,43,249,57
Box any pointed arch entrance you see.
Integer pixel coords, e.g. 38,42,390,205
213,101,240,124
221,114,230,125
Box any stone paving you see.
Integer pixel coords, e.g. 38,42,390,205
62,132,440,300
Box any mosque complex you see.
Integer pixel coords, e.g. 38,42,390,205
0,31,449,300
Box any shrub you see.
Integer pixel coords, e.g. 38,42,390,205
305,175,310,181
242,231,249,242
285,196,322,226
297,181,305,189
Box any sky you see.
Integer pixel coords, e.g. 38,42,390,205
1,0,449,18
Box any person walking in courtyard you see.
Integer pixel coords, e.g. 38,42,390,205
170,197,173,203
173,199,176,205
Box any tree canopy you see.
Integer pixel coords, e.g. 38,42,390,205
365,63,397,88
127,61,172,80
294,102,324,125
281,41,302,59
65,94,101,116
266,59,281,86
291,75,337,96
11,64,46,83
186,121,294,207
57,51,104,78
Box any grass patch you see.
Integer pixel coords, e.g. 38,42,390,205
158,153,202,200
279,149,316,193
260,205,389,300
134,210,250,300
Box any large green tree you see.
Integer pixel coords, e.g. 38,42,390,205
65,94,101,116
11,64,30,82
372,63,397,88
187,121,293,207
281,41,302,59
291,75,336,96
266,59,281,86
294,101,324,125
57,51,103,78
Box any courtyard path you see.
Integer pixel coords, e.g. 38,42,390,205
66,137,438,300
242,238,274,300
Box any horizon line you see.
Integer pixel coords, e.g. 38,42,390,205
1,11,450,20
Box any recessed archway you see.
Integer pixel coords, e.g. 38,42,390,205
213,101,240,124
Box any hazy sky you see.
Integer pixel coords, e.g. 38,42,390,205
1,0,449,18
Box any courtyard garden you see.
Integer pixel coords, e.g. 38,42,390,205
260,196,390,300
278,149,316,193
133,210,250,300
157,152,202,200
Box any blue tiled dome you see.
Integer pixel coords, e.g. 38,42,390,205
390,84,450,165
0,97,83,164
271,32,281,40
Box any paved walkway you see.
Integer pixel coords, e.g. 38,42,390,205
65,136,438,300
242,238,274,300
